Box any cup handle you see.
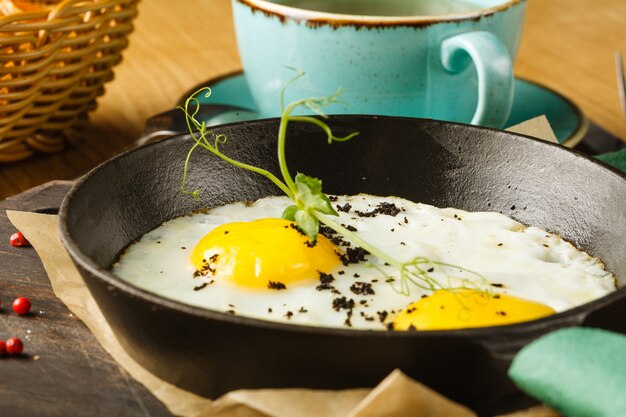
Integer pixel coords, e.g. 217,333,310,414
441,31,514,128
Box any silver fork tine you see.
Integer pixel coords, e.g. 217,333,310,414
615,52,626,120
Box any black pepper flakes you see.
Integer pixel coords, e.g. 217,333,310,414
193,283,208,291
289,223,306,236
316,272,337,292
339,246,369,266
331,235,351,247
332,297,355,311
350,282,375,295
336,203,352,213
319,225,336,237
318,272,335,284
491,283,504,288
193,255,217,278
377,311,388,323
268,281,287,290
355,201,402,218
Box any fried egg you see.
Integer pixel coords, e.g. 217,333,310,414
111,195,616,331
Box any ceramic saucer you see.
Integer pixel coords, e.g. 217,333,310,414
177,71,588,147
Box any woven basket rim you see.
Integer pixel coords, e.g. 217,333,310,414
0,0,140,163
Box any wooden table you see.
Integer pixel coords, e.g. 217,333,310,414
0,182,173,416
0,0,626,198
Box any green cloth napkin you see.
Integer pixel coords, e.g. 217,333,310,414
597,148,626,173
509,327,626,417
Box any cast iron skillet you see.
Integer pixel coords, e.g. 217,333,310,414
59,116,626,416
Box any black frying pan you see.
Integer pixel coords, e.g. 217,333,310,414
59,116,626,416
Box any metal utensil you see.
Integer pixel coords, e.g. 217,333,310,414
576,53,626,154
615,52,626,121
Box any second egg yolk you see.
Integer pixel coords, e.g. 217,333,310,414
191,218,340,289
392,289,555,331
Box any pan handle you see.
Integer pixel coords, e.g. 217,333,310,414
477,313,590,361
137,104,258,146
580,291,626,334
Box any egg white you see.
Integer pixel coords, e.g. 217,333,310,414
111,195,616,330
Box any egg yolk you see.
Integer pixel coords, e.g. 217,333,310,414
392,290,555,331
191,218,340,289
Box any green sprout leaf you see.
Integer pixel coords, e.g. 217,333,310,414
294,210,319,241
295,172,322,194
287,173,339,241
281,205,298,221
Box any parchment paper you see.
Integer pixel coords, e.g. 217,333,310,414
5,116,560,417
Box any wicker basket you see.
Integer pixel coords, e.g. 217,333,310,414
0,0,139,162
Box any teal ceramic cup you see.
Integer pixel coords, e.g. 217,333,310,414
232,0,526,128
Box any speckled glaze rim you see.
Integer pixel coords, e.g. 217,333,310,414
234,0,526,27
